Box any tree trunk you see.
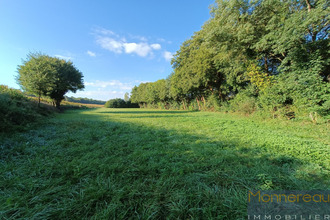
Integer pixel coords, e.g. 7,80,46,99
182,99,186,110
38,92,41,107
196,97,201,110
55,100,61,109
201,96,206,109
305,0,317,42
264,56,268,74
218,89,223,102
305,0,312,12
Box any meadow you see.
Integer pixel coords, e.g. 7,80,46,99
1,108,329,219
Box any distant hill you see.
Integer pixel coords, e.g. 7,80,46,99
64,96,106,105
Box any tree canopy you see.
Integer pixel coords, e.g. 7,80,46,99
17,52,84,108
131,0,329,119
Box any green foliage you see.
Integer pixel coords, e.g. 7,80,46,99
47,58,84,107
229,95,257,115
16,52,57,104
131,79,169,107
246,62,273,93
204,94,221,111
124,92,130,102
130,0,329,120
0,85,52,132
130,83,148,105
1,108,328,218
104,98,139,108
171,31,219,101
258,70,330,119
17,52,84,108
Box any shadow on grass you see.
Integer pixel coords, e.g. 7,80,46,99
97,110,194,114
117,115,196,119
0,110,328,219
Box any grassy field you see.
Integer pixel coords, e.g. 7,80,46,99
1,108,329,219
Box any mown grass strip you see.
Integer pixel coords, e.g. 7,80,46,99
0,108,329,219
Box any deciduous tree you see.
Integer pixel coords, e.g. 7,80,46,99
17,52,84,108
48,58,84,108
17,52,56,106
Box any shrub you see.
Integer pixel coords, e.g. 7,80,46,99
228,92,257,115
105,98,139,108
205,95,221,111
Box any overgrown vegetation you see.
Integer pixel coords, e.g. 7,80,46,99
0,85,53,132
0,108,329,219
131,0,329,121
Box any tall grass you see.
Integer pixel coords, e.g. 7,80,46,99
0,108,329,219
0,85,54,132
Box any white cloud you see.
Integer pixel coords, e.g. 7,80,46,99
123,42,157,57
157,38,172,44
85,80,134,91
69,90,125,101
139,36,148,41
94,28,163,58
129,34,148,42
134,80,151,84
93,27,117,37
96,37,123,54
68,79,150,101
151,44,161,50
70,79,138,101
163,51,173,62
54,55,72,60
86,50,96,57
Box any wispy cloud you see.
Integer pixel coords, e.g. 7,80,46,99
96,37,123,54
85,80,134,90
157,38,172,44
163,51,174,62
86,50,96,57
70,90,125,101
129,34,148,42
68,79,148,101
93,27,118,37
54,55,73,60
70,79,140,101
94,28,162,58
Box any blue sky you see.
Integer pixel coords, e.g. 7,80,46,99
0,0,213,101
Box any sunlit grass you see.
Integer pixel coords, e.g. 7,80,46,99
1,108,329,219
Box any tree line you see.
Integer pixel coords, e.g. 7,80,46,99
131,0,329,119
105,98,139,108
64,96,106,105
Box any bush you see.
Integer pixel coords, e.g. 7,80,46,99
105,98,139,108
205,95,221,111
257,72,330,120
228,92,257,115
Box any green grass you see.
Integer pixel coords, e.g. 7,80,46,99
1,108,329,219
